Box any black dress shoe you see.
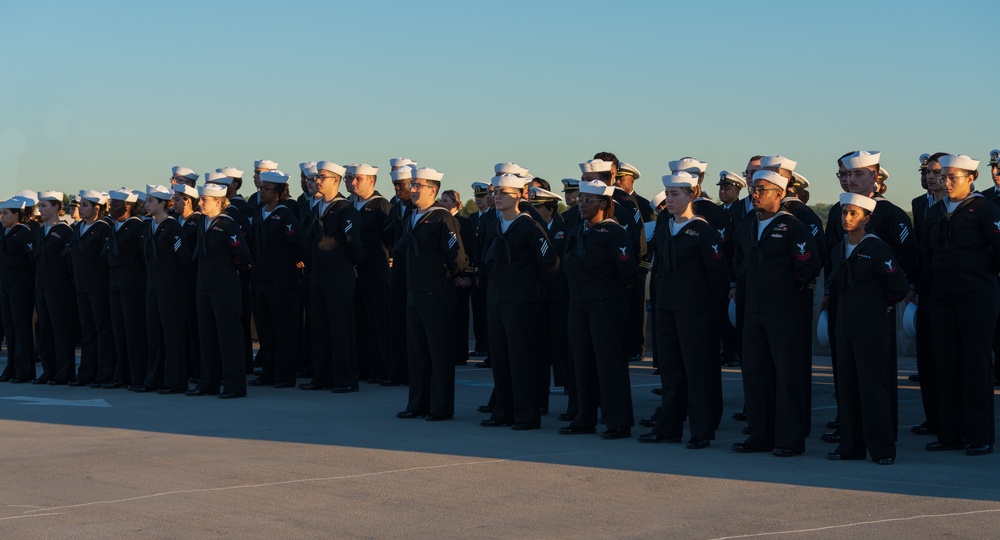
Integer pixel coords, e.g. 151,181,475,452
731,442,764,453
601,427,631,440
476,405,494,414
650,387,662,395
627,353,643,362
965,444,993,456
825,420,840,429
47,380,66,386
876,457,895,465
425,414,453,421
559,425,596,435
686,438,710,449
910,423,936,435
31,377,49,385
820,432,841,443
68,380,88,387
331,385,359,394
298,383,326,390
379,380,405,387
218,393,246,400
512,423,539,431
637,433,680,443
741,426,751,435
185,389,218,396
638,416,658,428
157,388,184,395
650,368,660,375
557,412,576,421
102,381,125,389
396,410,425,419
273,382,295,389
88,382,103,388
907,374,920,382
732,412,747,421
772,447,801,457
474,361,492,368
247,378,271,387
0,375,12,383
11,378,31,384
826,452,864,460
925,441,964,451
480,419,513,427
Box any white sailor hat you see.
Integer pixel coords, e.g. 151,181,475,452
579,159,614,173
561,178,580,191
667,157,707,174
919,153,931,171
989,150,999,167
529,186,564,203
317,161,347,177
37,191,64,202
414,167,444,182
133,190,147,203
791,171,810,188
390,166,414,182
218,166,244,179
14,190,39,206
492,174,524,190
171,166,198,181
760,155,798,172
254,159,278,171
199,184,228,198
618,162,640,179
717,170,747,188
146,184,172,201
108,188,138,203
172,184,199,199
69,195,81,205
205,171,232,185
839,150,880,170
752,170,788,190
389,157,416,168
495,162,530,177
260,170,290,185
650,190,667,211
840,192,877,213
578,180,614,196
938,154,980,171
79,190,108,205
302,164,319,177
299,161,317,172
471,182,490,195
877,167,889,182
662,171,699,188
347,164,379,176
0,198,26,210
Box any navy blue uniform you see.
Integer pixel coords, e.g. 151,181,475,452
142,217,191,391
0,224,37,381
66,219,115,385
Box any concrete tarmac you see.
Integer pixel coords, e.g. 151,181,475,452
1,353,998,539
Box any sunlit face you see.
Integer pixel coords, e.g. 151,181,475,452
925,162,943,194
744,159,762,184
408,179,438,209
78,199,98,221
108,199,129,220
38,200,59,222
493,189,520,212
392,179,411,201
664,187,694,216
991,165,1000,187
253,169,264,189
718,183,741,205
564,190,578,206
577,193,607,221
350,174,376,199
474,194,487,212
305,175,318,196
844,167,877,196
258,182,281,205
199,196,223,218
749,180,783,213
316,172,341,199
145,197,167,217
941,167,974,200
171,192,190,215
617,174,635,193
440,192,459,212
841,204,870,234
0,208,18,229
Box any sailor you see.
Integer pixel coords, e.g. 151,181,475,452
106,188,148,390
221,164,255,216
170,166,199,188
248,170,303,389
561,178,580,209
0,198,37,383
467,181,491,357
395,167,469,421
716,170,747,367
296,161,320,373
33,191,75,384
979,149,1000,386
383,159,417,386
171,184,203,380
141,184,192,393
439,188,475,367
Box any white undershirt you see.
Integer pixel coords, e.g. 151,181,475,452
845,242,858,258
669,219,684,236
756,215,777,240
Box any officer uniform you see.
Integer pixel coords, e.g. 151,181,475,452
0,201,37,382
826,196,908,463
141,185,192,392
466,183,490,355
191,188,251,397
34,193,75,384
452,210,476,366
106,190,148,388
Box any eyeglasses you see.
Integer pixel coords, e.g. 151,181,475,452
942,174,971,183
748,187,781,195
409,183,431,190
577,196,599,206
835,169,873,180
316,175,338,181
493,190,520,198
258,186,279,192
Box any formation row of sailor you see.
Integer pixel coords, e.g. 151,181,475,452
1,149,999,465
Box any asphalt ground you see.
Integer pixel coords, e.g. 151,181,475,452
1,351,998,539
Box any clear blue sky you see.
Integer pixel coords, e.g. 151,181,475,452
2,0,997,206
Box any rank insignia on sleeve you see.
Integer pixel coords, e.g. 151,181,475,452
794,242,811,261
618,246,630,261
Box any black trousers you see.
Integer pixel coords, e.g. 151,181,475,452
930,291,998,447
653,308,715,441
76,289,115,385
355,267,391,380
405,290,456,416
797,285,815,436
741,309,806,453
488,302,540,426
568,295,634,430
452,284,471,365
538,297,569,391
387,274,409,384
914,296,938,429
1,287,35,381
36,287,74,383
196,286,246,395
253,278,301,386
470,279,488,353
184,284,201,380
625,273,647,358
240,270,253,374
145,287,188,390
110,283,147,386
297,270,311,373
834,333,895,461
708,290,727,429
310,275,358,388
